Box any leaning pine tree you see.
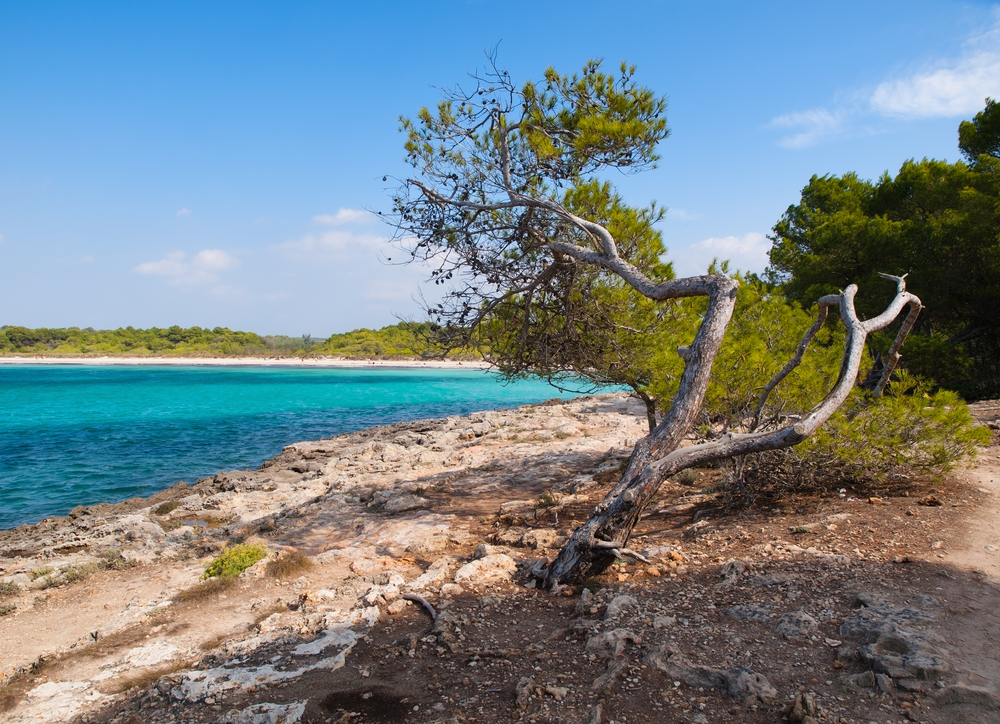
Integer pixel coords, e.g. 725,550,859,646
387,59,922,589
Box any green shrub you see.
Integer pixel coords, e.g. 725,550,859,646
201,542,268,580
0,582,19,597
800,373,990,480
0,603,15,617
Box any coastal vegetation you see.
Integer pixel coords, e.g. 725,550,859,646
388,57,990,587
0,321,476,359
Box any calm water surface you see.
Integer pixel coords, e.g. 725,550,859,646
0,365,571,529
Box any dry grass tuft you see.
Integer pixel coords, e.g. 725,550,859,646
265,550,313,580
114,660,190,693
173,576,238,602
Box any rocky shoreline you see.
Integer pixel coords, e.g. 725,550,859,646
1,393,999,724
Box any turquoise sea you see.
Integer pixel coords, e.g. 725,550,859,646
0,364,572,530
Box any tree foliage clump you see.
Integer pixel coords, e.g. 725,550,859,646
767,100,1000,398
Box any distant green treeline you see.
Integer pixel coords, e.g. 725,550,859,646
0,322,476,359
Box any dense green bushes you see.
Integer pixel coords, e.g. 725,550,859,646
0,325,269,357
0,322,479,359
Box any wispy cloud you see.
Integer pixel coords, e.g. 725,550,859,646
671,232,770,277
0,234,5,245
768,12,1000,146
132,249,240,285
175,207,192,218
768,108,847,149
312,208,373,226
271,229,386,262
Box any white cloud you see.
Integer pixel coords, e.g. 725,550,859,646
768,108,846,149
132,249,240,285
670,232,771,278
271,229,386,261
312,208,373,225
176,207,192,217
768,12,1000,146
0,234,5,244
870,49,1000,118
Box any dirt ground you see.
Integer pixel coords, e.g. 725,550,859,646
1,396,998,724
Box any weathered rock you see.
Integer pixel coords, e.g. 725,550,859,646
574,588,596,618
218,701,307,724
936,684,1000,709
603,594,638,621
858,631,950,680
406,556,458,591
124,641,183,668
591,657,626,693
453,554,516,585
382,494,431,515
722,604,770,622
515,676,534,710
776,610,818,640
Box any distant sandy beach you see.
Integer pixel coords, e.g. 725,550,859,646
0,356,490,370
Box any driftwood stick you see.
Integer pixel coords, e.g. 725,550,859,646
618,548,650,564
402,593,437,621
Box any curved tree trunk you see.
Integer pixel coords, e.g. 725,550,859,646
541,278,921,589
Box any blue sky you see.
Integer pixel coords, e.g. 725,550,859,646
2,1,999,336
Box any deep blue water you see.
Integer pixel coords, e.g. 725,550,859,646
0,365,571,530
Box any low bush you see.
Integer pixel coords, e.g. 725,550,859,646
0,603,15,616
723,374,990,504
201,542,268,580
0,582,19,597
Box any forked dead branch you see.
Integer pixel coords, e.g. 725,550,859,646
387,57,923,588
